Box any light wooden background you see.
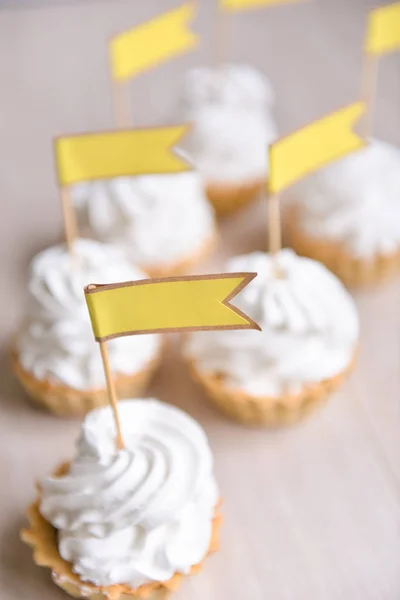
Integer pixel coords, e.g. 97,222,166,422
0,1,400,598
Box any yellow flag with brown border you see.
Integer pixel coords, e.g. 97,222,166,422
220,0,308,11
84,274,260,341
110,3,198,81
55,125,189,187
268,102,366,194
365,2,400,55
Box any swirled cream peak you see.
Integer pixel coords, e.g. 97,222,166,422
16,240,160,389
40,399,219,589
71,172,215,269
180,105,277,183
287,139,400,257
181,63,274,111
179,64,277,183
186,250,359,396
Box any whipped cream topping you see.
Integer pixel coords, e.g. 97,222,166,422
16,240,160,389
179,64,277,184
180,63,275,111
287,139,400,258
40,399,219,589
181,105,277,183
71,172,215,269
186,250,359,396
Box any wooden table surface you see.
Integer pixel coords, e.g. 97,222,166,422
1,1,400,598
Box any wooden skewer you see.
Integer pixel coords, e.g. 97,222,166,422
113,80,131,129
360,53,378,139
99,340,124,450
214,2,230,66
268,192,283,277
61,187,78,257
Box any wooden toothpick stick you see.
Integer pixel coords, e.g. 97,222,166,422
360,52,378,139
268,192,283,276
214,1,230,66
113,80,132,129
99,340,124,450
61,187,78,257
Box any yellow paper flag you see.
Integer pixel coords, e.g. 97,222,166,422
221,0,307,11
268,102,366,194
110,3,198,81
84,274,260,341
365,2,400,55
55,126,189,187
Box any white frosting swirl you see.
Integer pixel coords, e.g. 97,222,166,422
181,105,277,183
287,139,400,258
71,172,215,269
180,63,275,110
16,240,161,389
186,250,359,396
179,64,277,184
39,399,219,588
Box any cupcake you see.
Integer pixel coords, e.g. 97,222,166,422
185,249,359,425
71,172,216,278
179,63,277,215
21,399,221,600
285,139,400,286
13,240,162,416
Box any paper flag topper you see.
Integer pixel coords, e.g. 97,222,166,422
85,274,260,341
55,125,189,187
268,102,366,194
221,0,307,10
110,3,198,81
365,2,400,55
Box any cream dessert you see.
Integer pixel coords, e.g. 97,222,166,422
186,250,359,424
179,63,277,215
13,240,162,415
22,399,221,599
285,139,400,285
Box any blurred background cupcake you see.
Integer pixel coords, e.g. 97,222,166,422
178,63,277,215
13,240,162,416
71,171,217,277
285,139,400,287
186,249,359,425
